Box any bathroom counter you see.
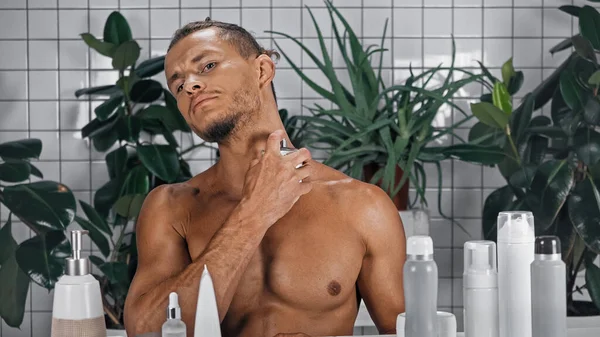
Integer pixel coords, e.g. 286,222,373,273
331,328,600,337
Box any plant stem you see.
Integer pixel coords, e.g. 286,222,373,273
568,284,587,296
111,217,128,263
569,246,588,293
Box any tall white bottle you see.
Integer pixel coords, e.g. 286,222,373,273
463,240,498,337
51,230,106,337
194,265,222,337
531,236,567,337
497,211,535,337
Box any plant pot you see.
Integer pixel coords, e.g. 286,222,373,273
362,163,410,211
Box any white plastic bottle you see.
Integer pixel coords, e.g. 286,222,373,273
162,292,187,337
403,235,438,337
531,236,567,337
497,211,535,337
463,240,498,337
51,230,106,337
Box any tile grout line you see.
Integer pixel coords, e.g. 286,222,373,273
88,0,93,252
28,0,33,333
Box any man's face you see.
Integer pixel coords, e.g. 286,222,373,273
164,28,261,143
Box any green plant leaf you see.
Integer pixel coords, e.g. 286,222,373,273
3,181,77,232
507,71,524,95
568,176,600,254
476,60,497,84
137,104,187,132
94,93,123,120
482,185,515,241
75,84,120,98
492,81,513,115
560,66,589,112
584,94,600,125
572,34,598,64
531,53,574,109
94,178,122,218
574,127,600,166
470,102,509,129
509,164,537,189
73,216,110,258
511,93,535,145
585,259,600,311
15,230,71,289
80,33,116,58
81,113,120,139
523,135,548,165
116,115,142,142
103,11,132,46
111,40,140,71
164,89,191,132
134,55,165,78
0,216,30,328
120,165,149,196
136,144,180,182
559,5,580,17
552,84,581,136
105,146,128,180
589,70,600,86
501,57,516,85
0,159,31,183
115,194,146,219
528,160,575,232
550,36,575,55
0,138,42,160
468,121,505,147
99,261,129,296
92,127,118,152
130,79,163,103
579,6,600,50
78,200,112,236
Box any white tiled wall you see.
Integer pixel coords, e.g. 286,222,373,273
0,0,585,336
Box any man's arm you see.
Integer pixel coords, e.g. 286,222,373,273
354,184,406,334
123,185,268,336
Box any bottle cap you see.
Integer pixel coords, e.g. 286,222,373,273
497,211,535,243
464,240,496,274
463,240,498,288
406,235,434,258
535,235,561,255
167,292,182,320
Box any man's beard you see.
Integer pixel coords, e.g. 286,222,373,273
196,84,259,144
200,113,240,143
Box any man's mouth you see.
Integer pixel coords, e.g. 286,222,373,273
192,95,217,111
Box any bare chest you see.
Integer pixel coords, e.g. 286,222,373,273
185,198,365,314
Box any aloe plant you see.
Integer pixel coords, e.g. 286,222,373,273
268,0,505,217
0,139,77,328
469,2,600,315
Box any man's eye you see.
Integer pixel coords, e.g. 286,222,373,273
176,84,183,93
204,62,216,72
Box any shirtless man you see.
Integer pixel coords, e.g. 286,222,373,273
123,18,406,337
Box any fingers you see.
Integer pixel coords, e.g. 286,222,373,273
284,147,312,168
266,130,285,155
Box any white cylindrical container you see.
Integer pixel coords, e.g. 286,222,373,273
51,230,106,337
497,211,535,337
463,240,498,337
531,236,567,337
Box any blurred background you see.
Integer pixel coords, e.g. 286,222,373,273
1,0,599,336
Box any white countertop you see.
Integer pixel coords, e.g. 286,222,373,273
331,328,600,337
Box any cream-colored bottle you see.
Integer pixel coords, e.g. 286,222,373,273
51,230,106,337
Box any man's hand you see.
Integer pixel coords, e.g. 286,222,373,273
241,129,313,227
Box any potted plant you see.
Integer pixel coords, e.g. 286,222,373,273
268,0,505,217
468,2,600,323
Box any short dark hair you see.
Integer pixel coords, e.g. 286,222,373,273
168,17,280,103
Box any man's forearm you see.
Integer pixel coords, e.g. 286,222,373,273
131,201,268,332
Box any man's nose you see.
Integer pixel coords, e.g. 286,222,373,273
184,80,205,96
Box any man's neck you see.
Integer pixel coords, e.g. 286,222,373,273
213,109,291,200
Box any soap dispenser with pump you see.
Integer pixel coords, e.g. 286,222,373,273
51,230,106,337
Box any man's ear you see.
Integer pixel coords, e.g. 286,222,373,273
255,54,275,89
